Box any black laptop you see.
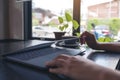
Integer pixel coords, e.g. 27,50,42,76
0,40,54,56
2,39,84,70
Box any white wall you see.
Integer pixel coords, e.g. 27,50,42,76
0,0,25,40
8,0,24,40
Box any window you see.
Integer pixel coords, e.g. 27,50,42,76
81,0,120,42
32,0,79,39
31,0,120,42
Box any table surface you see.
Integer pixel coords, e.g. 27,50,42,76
0,40,120,80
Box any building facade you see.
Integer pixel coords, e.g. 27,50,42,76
88,0,120,19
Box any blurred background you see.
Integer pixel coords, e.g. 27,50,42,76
32,0,120,42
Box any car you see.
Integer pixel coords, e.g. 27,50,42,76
32,26,59,38
94,25,111,39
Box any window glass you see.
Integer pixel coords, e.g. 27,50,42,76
32,0,119,42
81,0,120,42
32,0,73,39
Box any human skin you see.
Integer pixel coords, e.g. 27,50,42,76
80,31,120,52
46,54,120,80
46,31,120,80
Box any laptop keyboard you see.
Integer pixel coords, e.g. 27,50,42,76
7,48,82,60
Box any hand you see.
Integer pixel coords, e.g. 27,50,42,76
46,54,102,80
80,31,98,49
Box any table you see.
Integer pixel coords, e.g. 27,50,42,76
87,50,120,69
0,40,120,80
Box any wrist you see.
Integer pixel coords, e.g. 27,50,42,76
90,42,100,50
95,42,104,50
96,43,101,50
98,68,120,80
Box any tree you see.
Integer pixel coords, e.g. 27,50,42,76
109,18,120,35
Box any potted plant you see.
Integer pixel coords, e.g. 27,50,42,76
54,12,80,40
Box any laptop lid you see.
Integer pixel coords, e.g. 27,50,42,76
0,40,54,56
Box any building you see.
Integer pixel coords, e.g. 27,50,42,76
88,0,120,19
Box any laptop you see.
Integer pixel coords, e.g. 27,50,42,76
2,39,85,70
0,40,54,56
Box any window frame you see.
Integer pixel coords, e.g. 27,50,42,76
26,0,81,40
23,1,32,40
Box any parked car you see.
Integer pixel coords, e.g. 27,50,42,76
32,26,59,37
93,25,111,39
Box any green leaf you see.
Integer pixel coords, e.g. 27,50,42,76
64,24,68,29
75,32,80,37
65,12,72,22
104,37,112,42
58,17,63,23
72,20,79,30
59,26,64,31
98,37,105,42
97,37,112,42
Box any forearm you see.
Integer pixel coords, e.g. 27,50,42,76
87,64,120,80
75,61,120,80
96,42,120,52
98,67,120,80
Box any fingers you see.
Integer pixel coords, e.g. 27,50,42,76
46,58,67,74
46,54,71,74
80,36,86,45
54,54,71,60
80,31,95,44
46,54,70,67
49,59,66,74
80,31,88,44
46,54,74,74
